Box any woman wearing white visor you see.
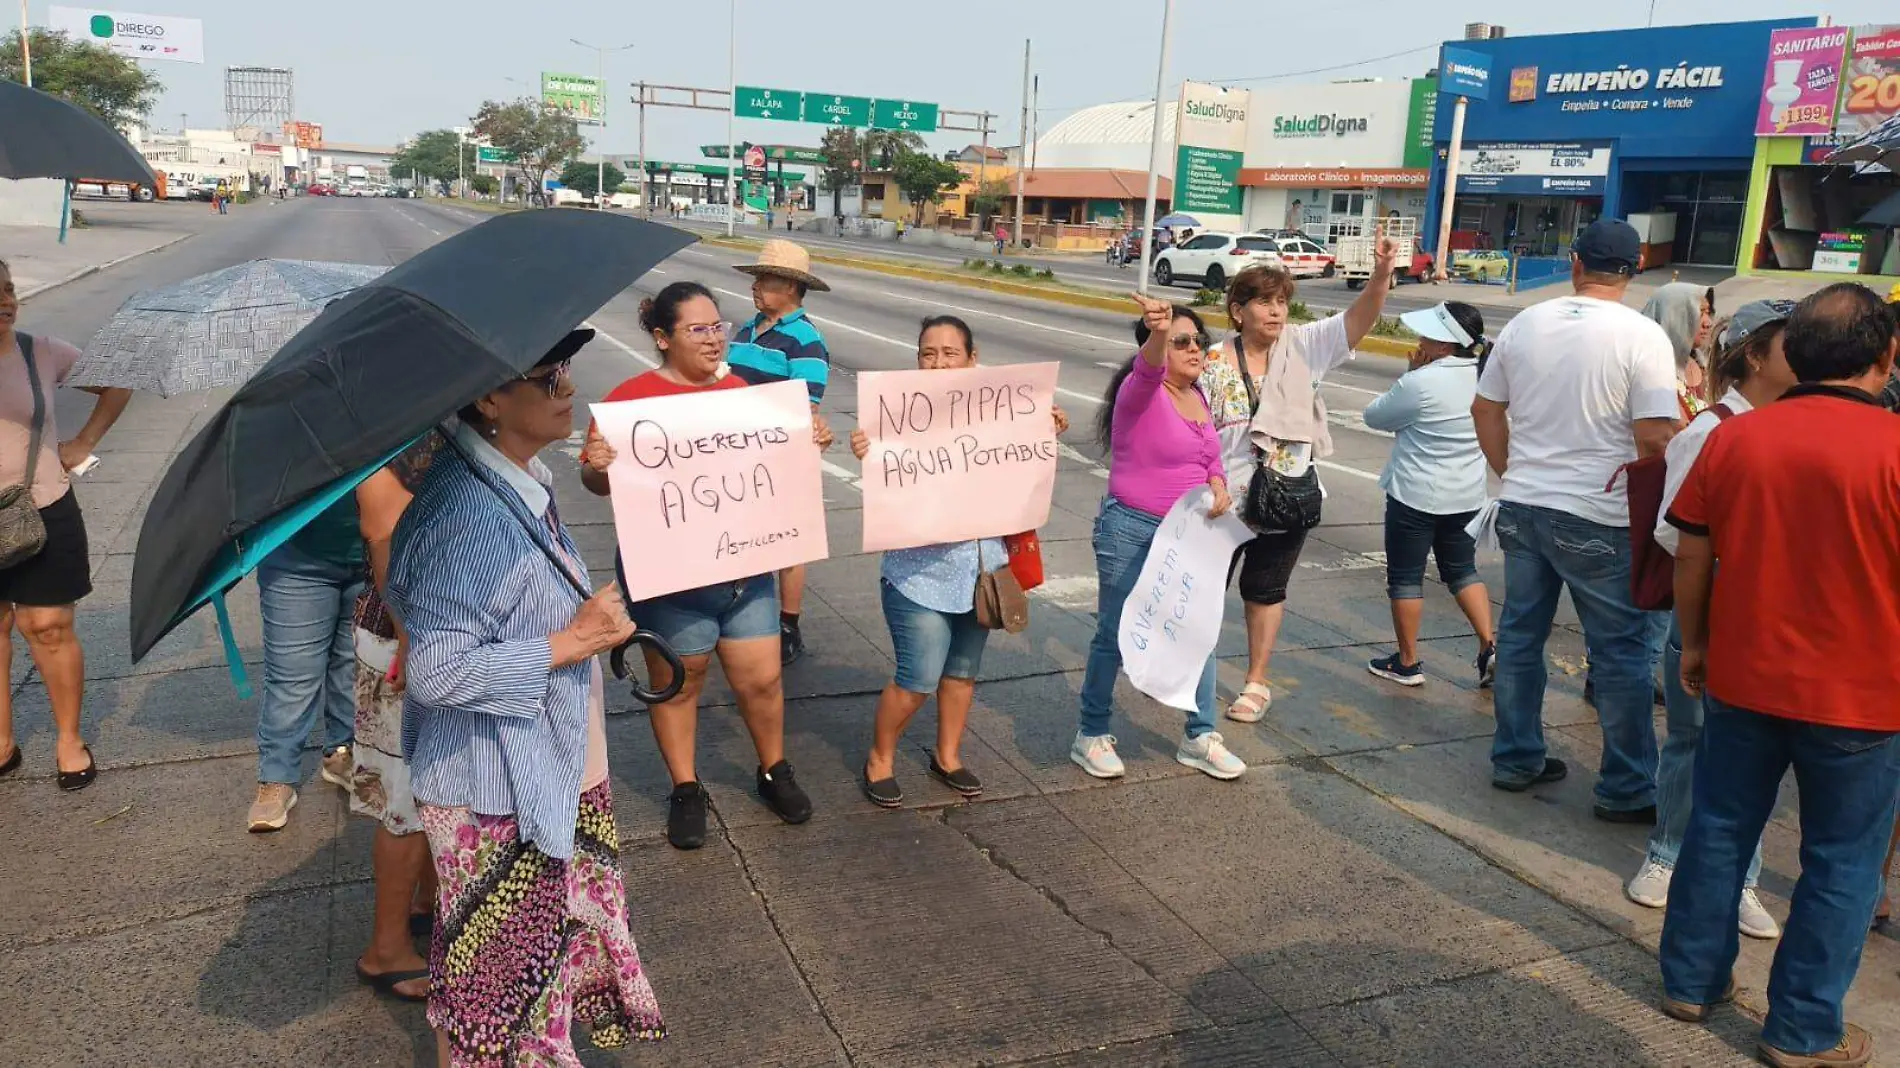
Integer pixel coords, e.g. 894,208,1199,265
1362,301,1497,687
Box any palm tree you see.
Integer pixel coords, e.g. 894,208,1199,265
862,129,926,170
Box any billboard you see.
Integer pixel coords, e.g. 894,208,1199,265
541,72,604,125
1440,46,1492,100
1454,140,1613,196
1836,26,1900,142
1173,81,1250,222
281,121,322,149
1754,26,1851,136
47,6,203,64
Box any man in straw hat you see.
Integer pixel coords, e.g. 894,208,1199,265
731,239,834,666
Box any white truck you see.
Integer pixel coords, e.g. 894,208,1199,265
1337,214,1433,289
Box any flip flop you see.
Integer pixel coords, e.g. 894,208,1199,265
355,963,431,1003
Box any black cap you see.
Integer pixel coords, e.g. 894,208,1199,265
1573,219,1642,276
535,326,597,367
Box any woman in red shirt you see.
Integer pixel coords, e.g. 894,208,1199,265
581,282,817,851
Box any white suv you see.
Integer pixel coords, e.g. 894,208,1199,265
1153,232,1286,291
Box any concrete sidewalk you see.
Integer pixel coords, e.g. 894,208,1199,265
4,200,210,299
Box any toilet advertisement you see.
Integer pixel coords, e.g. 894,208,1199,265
1755,26,1851,136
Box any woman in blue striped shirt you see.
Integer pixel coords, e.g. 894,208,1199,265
387,335,665,1066
848,316,1067,807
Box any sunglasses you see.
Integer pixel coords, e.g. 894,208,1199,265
1168,333,1211,352
517,359,572,398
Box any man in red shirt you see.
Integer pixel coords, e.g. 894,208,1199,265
1659,283,1900,1068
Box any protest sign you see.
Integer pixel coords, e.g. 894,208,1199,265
589,379,828,601
1118,487,1254,711
858,363,1061,552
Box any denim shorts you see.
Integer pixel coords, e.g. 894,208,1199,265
881,579,989,694
1383,495,1481,601
631,574,779,657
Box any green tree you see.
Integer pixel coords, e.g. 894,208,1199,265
817,126,862,219
969,178,1011,221
1,29,162,129
391,129,476,195
469,174,499,197
891,150,963,224
557,159,625,201
471,98,584,205
862,128,926,170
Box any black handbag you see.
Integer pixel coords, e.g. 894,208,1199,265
1233,339,1323,533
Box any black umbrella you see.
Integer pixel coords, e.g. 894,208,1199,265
0,80,157,186
130,210,694,688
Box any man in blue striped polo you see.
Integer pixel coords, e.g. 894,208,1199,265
732,239,834,665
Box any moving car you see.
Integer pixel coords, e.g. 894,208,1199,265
1152,231,1287,290
187,177,220,202
1452,249,1511,282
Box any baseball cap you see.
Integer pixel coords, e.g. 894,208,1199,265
1572,219,1642,276
1718,300,1794,351
1399,303,1475,346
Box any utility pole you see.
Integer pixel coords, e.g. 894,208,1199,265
1433,94,1468,282
1014,39,1029,251
1030,76,1039,173
18,0,30,87
1136,0,1176,296
973,112,992,226
635,87,648,213
725,0,738,236
572,39,634,207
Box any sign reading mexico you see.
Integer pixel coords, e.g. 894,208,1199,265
1173,82,1250,221
48,6,203,64
589,380,827,601
857,364,1061,553
1755,26,1851,136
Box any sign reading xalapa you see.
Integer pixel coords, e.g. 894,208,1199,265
732,86,939,131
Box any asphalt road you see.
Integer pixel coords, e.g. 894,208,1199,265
7,196,1891,1068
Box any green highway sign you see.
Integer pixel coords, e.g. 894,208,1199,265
701,144,825,164
871,99,939,132
475,146,515,164
733,86,803,122
806,93,872,127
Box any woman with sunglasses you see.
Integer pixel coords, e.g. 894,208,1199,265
1072,293,1242,783
581,281,826,851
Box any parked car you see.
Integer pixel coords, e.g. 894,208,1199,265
1250,232,1335,279
1152,231,1287,290
304,183,334,197
186,178,220,201
1452,249,1511,282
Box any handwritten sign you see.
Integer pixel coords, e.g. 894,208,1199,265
589,380,828,601
858,363,1061,552
1118,487,1253,711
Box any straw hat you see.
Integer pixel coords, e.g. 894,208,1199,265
734,239,830,292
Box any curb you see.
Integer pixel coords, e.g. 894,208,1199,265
702,235,1414,360
18,231,198,302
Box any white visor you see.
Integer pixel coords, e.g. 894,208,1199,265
1400,304,1475,348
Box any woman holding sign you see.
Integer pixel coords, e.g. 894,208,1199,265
1073,295,1244,783
849,316,1069,807
582,281,823,851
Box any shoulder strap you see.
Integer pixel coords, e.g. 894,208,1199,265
1232,336,1260,410
17,333,44,491
1711,402,1734,421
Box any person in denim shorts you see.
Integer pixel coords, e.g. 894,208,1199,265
849,316,1068,807
582,282,826,850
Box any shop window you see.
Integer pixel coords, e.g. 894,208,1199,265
1755,164,1900,273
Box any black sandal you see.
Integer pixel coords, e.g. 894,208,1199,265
56,747,96,792
928,755,983,798
355,962,431,1003
0,743,20,777
861,768,903,809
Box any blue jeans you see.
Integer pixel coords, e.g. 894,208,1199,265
1490,502,1656,809
631,573,778,657
1078,498,1217,741
882,579,989,693
255,543,363,785
1660,697,1900,1055
1650,614,1762,885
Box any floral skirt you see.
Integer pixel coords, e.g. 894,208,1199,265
349,630,421,835
420,783,665,1067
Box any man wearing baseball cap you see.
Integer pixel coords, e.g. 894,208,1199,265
1470,218,1679,817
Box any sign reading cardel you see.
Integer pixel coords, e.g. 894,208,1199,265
47,6,204,64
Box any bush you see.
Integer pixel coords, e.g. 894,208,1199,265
1287,300,1312,322
988,261,1007,274
1036,267,1056,280
1010,263,1035,277
469,174,499,196
1371,314,1414,339
1191,287,1221,307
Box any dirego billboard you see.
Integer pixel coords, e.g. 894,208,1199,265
47,6,204,64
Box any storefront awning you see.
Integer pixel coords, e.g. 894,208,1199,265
1240,167,1429,188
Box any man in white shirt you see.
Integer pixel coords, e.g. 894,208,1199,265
1470,219,1679,819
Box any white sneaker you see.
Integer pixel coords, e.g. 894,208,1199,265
1070,733,1125,779
247,783,298,833
1626,859,1672,909
1738,888,1782,940
1176,732,1246,780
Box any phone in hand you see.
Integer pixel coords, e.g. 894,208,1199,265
69,454,101,478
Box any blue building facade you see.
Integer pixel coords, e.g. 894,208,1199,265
1425,18,1811,266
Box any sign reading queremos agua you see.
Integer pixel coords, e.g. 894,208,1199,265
1454,141,1614,195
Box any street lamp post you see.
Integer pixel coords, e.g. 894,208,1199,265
1136,0,1177,296
572,38,635,208
725,0,737,237
18,0,30,87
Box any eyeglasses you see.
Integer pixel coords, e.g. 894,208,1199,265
681,321,733,341
1168,333,1210,352
518,359,572,398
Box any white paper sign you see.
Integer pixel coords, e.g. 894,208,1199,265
1118,487,1254,711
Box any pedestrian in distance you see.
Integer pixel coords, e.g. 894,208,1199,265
1195,236,1404,722
0,258,131,792
1471,218,1678,817
726,240,836,666
994,222,1008,256
1072,293,1242,783
1624,299,1797,943
1658,284,1900,1068
581,282,828,851
388,333,665,1065
1361,301,1497,688
849,316,1068,808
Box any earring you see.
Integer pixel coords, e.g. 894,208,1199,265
486,424,498,438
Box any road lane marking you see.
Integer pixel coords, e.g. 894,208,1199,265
820,458,862,491
870,288,1128,346
591,327,658,369
1317,459,1380,481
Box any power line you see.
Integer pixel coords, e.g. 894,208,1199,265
1202,43,1437,85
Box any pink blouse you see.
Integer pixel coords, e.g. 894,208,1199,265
1106,356,1223,517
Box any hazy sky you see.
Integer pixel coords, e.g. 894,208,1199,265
19,1,1900,160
